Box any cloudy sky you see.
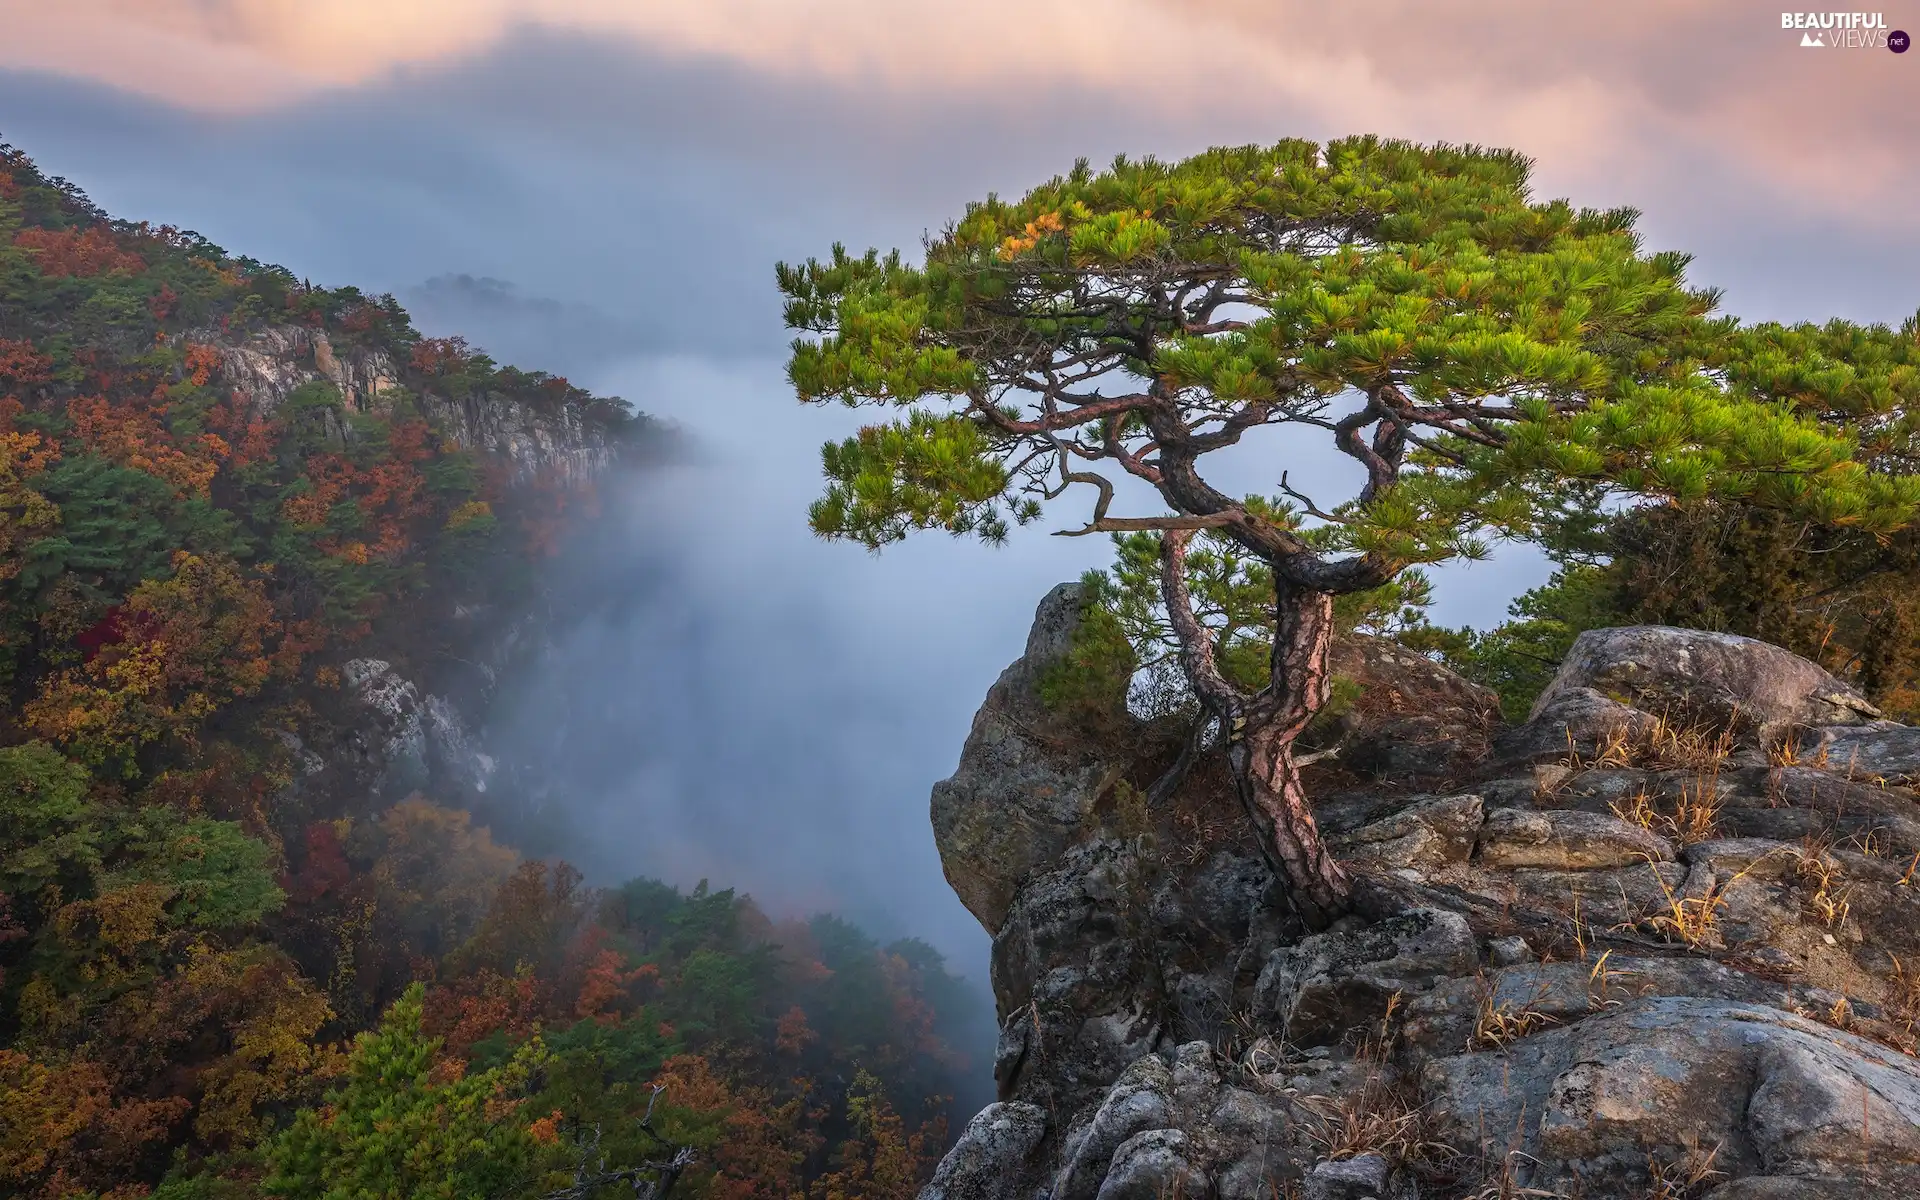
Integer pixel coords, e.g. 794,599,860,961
3,1,1916,988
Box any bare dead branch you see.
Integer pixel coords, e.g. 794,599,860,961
536,1086,696,1200
1055,512,1239,537
1278,471,1348,525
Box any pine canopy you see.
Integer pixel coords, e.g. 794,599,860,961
779,137,1920,591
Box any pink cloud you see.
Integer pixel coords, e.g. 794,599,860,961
2,1,1914,228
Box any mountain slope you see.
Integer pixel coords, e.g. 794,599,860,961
0,139,974,1200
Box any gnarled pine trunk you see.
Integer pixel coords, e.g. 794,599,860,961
1161,532,1352,928
1224,580,1350,929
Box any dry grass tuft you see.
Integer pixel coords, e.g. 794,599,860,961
1900,852,1920,890
1571,722,1637,772
1609,786,1722,847
1792,842,1853,929
1469,978,1560,1051
1632,862,1730,949
1884,955,1920,1052
1624,852,1772,950
1290,993,1483,1183
1768,726,1828,770
1844,827,1891,859
1586,949,1636,1012
1640,1136,1724,1199
1564,710,1737,775
1641,715,1737,774
1294,1077,1439,1166
1826,996,1853,1030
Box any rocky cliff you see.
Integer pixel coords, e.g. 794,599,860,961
926,585,1920,1199
227,321,656,820
213,323,626,486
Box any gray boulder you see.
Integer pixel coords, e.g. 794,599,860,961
1323,635,1502,778
1532,626,1880,741
1302,1153,1392,1200
1474,807,1675,870
1795,722,1920,782
1425,998,1920,1195
1494,685,1659,766
1094,1129,1207,1200
1054,1057,1175,1200
989,840,1165,1111
1255,909,1478,1046
931,583,1130,932
918,1102,1049,1200
1334,793,1485,874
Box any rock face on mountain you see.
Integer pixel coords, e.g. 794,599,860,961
215,324,627,485
213,323,649,820
925,591,1920,1199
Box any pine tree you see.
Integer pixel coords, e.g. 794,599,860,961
263,983,548,1200
778,137,1920,924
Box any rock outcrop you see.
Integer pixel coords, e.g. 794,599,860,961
212,324,632,486
931,584,1130,931
211,324,647,819
1534,626,1882,741
927,600,1920,1199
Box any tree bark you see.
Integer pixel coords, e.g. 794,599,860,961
1160,532,1352,928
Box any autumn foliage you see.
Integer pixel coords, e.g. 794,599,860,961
0,138,966,1200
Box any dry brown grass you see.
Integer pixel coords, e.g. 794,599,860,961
1559,713,1737,775
1569,722,1637,772
1586,949,1636,1012
1669,791,1723,847
1468,977,1560,1052
1160,779,1244,868
1792,842,1853,929
1609,786,1722,848
1900,852,1920,889
1291,1068,1495,1193
1636,868,1726,948
1642,715,1738,774
1827,996,1853,1030
1609,789,1660,829
1457,1165,1567,1199
1844,827,1891,859
1640,1136,1725,1199
1768,727,1829,770
1563,710,1738,775
1294,1077,1440,1166
1885,955,1920,1049
1624,854,1770,950
1290,993,1475,1179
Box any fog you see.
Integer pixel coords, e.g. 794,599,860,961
3,18,1916,1040
474,352,1118,962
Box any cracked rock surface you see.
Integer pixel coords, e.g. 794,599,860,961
925,596,1920,1199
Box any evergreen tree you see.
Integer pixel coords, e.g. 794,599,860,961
778,137,1919,923
263,984,548,1200
1450,312,1920,719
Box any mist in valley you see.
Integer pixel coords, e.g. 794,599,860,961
7,16,1918,1118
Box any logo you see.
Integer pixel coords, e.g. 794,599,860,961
1782,11,1897,47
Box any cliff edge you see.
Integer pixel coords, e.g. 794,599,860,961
926,591,1920,1199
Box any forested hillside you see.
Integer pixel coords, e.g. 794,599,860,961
0,140,971,1199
